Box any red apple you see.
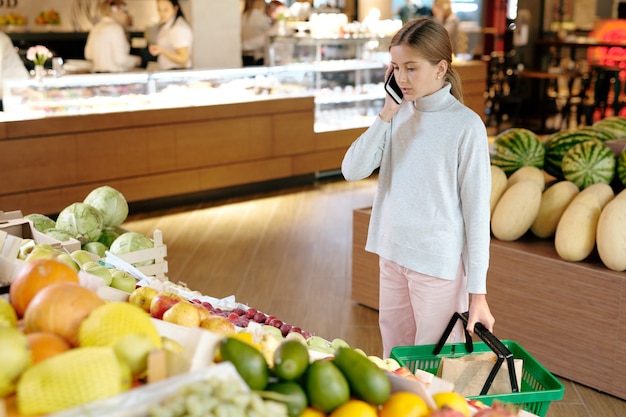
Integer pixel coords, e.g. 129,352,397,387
129,286,159,313
149,291,184,319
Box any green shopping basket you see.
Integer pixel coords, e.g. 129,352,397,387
390,312,564,417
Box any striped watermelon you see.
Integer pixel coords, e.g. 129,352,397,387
561,140,616,189
543,130,598,179
576,126,616,142
592,116,626,139
618,149,626,188
490,128,545,175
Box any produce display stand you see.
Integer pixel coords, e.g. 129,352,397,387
351,207,626,401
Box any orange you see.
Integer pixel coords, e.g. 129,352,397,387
9,258,79,317
432,392,470,417
379,391,430,417
329,399,377,417
26,331,71,364
300,407,326,417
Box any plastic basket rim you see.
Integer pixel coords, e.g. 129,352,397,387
390,339,565,403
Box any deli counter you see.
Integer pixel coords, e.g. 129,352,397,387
0,59,486,216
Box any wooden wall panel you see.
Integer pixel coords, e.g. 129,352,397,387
0,134,78,194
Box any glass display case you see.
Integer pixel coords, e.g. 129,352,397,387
2,66,313,118
267,34,391,131
3,56,388,132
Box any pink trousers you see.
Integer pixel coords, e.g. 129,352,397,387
378,257,468,358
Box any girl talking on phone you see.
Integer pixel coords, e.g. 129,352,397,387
341,18,494,358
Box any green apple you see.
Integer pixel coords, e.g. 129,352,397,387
306,335,329,349
56,253,80,272
83,263,113,286
113,332,157,377
262,324,284,341
330,338,350,350
110,270,137,293
384,357,401,371
82,241,108,258
24,243,59,262
284,331,307,345
368,355,387,370
70,249,96,266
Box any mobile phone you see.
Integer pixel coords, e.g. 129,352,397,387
384,72,403,104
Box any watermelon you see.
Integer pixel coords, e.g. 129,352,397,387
592,116,626,139
576,126,616,142
490,128,545,175
561,140,616,189
618,149,626,188
543,130,599,179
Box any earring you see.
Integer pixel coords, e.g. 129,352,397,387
437,76,441,79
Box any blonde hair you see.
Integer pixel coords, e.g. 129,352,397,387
389,17,463,102
433,0,453,19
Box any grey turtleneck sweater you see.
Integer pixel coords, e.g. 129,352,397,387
342,83,491,294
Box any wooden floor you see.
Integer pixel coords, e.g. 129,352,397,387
123,176,626,417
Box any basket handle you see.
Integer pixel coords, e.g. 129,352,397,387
433,311,520,395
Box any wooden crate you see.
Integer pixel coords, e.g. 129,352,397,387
113,229,169,281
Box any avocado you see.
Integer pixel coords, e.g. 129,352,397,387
305,359,350,413
273,340,310,381
219,336,269,390
332,347,391,405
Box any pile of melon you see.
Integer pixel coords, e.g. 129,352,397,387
489,116,626,272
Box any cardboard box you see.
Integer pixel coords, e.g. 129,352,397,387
0,210,81,286
0,210,81,254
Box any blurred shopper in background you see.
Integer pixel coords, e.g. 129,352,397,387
84,0,140,73
148,0,193,70
241,0,271,66
431,0,459,55
396,0,432,24
0,31,28,110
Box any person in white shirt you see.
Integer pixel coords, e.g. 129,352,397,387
241,0,271,66
342,18,494,358
148,0,193,70
0,31,28,110
84,0,140,73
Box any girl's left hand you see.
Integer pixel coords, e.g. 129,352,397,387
467,294,495,336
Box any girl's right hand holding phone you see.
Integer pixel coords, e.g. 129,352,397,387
379,67,404,122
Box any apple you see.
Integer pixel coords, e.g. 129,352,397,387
129,286,158,313
24,244,58,262
70,249,97,267
56,253,80,272
112,332,157,377
162,301,200,327
384,357,402,371
199,315,236,335
83,263,113,286
110,270,137,293
149,291,184,319
193,303,211,323
330,338,350,350
284,331,307,345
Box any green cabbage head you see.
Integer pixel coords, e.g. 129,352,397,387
83,186,129,229
24,213,56,233
55,202,104,245
109,231,154,266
